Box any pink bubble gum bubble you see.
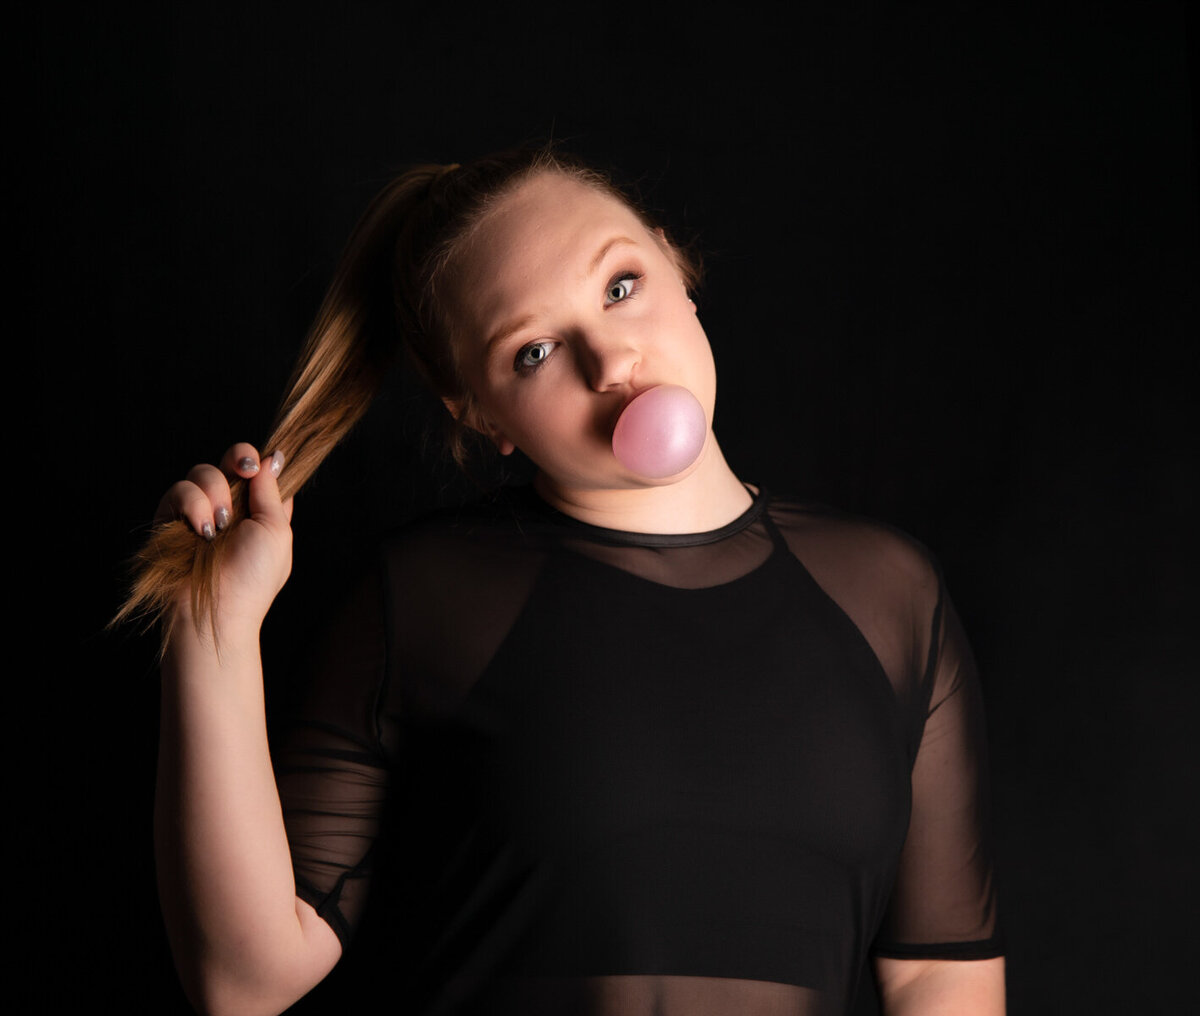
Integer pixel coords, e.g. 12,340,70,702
611,385,708,479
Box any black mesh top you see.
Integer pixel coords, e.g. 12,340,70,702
277,485,1001,1015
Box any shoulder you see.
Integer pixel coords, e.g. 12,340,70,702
765,493,943,610
380,488,532,553
375,487,549,599
764,494,956,702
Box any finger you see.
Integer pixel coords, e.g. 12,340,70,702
184,463,234,532
154,480,218,540
246,450,289,527
218,442,263,482
282,496,295,525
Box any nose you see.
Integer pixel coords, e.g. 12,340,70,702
577,325,641,393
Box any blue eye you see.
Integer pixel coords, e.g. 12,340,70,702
514,340,554,374
605,273,641,304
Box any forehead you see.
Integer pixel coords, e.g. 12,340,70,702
450,173,650,330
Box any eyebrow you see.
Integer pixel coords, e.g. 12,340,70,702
588,235,638,274
484,235,640,354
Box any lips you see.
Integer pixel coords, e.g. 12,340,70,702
606,385,657,437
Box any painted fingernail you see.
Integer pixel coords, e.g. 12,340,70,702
238,456,259,474
214,506,230,530
201,521,215,541
269,450,285,477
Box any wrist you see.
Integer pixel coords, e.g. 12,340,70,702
167,597,264,662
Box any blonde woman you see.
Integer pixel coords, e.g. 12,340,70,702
130,148,1005,1015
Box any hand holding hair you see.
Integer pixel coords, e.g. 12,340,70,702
154,442,269,540
125,442,295,646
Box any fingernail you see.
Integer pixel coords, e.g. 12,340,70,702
238,456,259,474
201,521,215,541
269,450,285,477
214,506,230,531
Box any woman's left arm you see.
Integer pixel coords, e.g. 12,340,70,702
867,550,1005,1012
876,956,1006,1015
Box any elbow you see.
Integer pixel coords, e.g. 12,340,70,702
173,947,311,1016
178,969,256,1016
180,969,294,1016
160,898,339,1015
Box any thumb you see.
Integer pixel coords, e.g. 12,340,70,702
246,450,289,525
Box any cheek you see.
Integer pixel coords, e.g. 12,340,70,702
676,316,715,378
677,321,718,417
503,383,591,441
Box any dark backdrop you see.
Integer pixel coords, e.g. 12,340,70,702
36,3,1196,1013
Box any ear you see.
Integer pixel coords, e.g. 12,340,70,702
488,428,517,456
441,396,516,456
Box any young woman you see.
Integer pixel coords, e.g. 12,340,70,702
130,149,1005,1015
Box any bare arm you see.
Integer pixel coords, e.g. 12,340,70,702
876,956,1005,1016
154,445,341,1016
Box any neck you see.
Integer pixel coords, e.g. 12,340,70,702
532,434,752,535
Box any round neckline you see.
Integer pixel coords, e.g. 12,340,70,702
511,483,768,548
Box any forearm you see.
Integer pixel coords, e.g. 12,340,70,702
155,616,338,1015
876,956,1006,1016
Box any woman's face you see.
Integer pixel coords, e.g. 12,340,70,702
446,172,717,493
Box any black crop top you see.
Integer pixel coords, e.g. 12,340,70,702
277,486,1002,1015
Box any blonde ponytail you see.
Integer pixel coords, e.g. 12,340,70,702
114,166,455,645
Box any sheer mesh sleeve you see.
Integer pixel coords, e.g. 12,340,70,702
870,581,1003,959
275,566,391,946
770,500,1003,961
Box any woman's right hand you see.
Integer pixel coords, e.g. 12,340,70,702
155,442,295,636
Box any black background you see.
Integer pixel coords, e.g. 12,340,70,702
36,3,1196,1013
